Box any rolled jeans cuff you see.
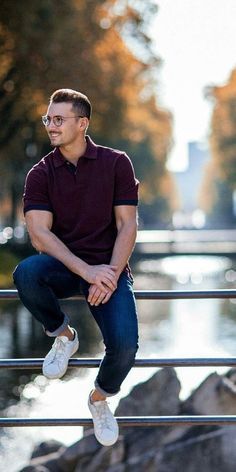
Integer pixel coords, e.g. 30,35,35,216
94,379,120,398
45,314,70,337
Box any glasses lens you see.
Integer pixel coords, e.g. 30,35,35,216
54,116,63,127
42,116,50,126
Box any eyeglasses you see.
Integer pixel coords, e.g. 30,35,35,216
41,115,85,127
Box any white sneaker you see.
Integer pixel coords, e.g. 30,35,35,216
88,394,119,446
43,330,79,379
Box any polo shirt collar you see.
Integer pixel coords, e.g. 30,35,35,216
83,135,98,159
53,135,98,167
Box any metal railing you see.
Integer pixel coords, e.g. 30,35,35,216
1,288,236,428
1,288,236,300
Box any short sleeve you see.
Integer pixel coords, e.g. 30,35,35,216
113,153,139,206
23,165,53,214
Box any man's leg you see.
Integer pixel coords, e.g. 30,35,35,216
83,272,139,445
13,254,80,377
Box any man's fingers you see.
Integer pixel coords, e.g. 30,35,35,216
94,274,116,291
96,281,110,293
88,286,108,306
89,282,109,303
94,292,107,306
101,269,117,282
102,276,117,290
88,285,98,303
104,265,118,272
88,280,115,306
101,291,113,304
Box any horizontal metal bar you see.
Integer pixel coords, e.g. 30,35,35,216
1,289,236,300
134,289,236,300
1,416,236,427
1,357,236,369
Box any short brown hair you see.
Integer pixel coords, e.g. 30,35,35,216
50,89,91,119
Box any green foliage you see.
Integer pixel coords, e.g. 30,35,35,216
0,248,20,288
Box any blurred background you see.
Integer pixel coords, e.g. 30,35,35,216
0,0,236,469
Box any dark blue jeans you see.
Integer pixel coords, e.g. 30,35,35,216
13,254,139,396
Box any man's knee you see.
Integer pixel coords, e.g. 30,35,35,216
107,340,138,365
13,256,42,288
123,344,138,362
13,259,28,287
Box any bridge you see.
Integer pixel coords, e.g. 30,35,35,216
135,229,236,257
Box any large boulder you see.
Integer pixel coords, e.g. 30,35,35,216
115,367,181,457
145,426,236,472
20,368,236,472
115,367,181,417
182,369,236,415
31,440,64,459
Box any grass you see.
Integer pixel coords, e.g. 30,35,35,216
0,247,20,288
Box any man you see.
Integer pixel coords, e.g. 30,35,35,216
13,89,139,447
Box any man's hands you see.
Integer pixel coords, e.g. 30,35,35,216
84,203,138,307
84,264,118,291
87,283,114,306
83,264,118,306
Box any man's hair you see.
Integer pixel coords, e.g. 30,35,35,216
50,89,92,119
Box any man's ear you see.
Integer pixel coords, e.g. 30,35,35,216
79,117,89,131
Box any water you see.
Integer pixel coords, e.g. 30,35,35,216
0,255,236,470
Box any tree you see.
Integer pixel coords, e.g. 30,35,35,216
202,69,236,226
206,68,236,187
0,0,173,227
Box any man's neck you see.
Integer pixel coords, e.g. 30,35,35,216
59,137,87,166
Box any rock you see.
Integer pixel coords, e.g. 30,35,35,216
20,467,50,472
21,368,236,472
115,367,181,456
153,426,236,472
75,437,125,472
31,440,64,459
20,450,63,471
115,367,181,417
60,433,101,463
182,369,236,415
122,426,236,472
21,432,105,471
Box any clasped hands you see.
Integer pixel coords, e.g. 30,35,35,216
85,264,118,306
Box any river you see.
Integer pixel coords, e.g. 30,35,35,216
0,254,236,470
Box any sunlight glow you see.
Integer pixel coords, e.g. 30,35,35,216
152,0,236,170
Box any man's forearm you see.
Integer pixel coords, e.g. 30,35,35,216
109,221,137,277
29,227,89,278
28,225,117,292
87,221,137,305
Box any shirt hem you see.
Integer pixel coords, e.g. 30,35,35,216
113,199,138,206
24,204,53,214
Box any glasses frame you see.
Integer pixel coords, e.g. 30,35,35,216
41,115,85,127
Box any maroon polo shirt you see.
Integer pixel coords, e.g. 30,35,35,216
23,135,139,267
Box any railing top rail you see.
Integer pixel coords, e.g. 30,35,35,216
1,289,236,300
1,416,236,427
1,357,236,369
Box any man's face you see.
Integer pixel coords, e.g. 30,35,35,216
45,102,81,148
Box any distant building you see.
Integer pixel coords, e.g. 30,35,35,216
172,141,209,228
174,141,209,212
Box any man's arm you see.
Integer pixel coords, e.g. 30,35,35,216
88,205,138,305
25,210,117,292
109,205,138,276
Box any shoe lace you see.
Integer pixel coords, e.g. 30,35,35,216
50,337,67,360
95,401,112,430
